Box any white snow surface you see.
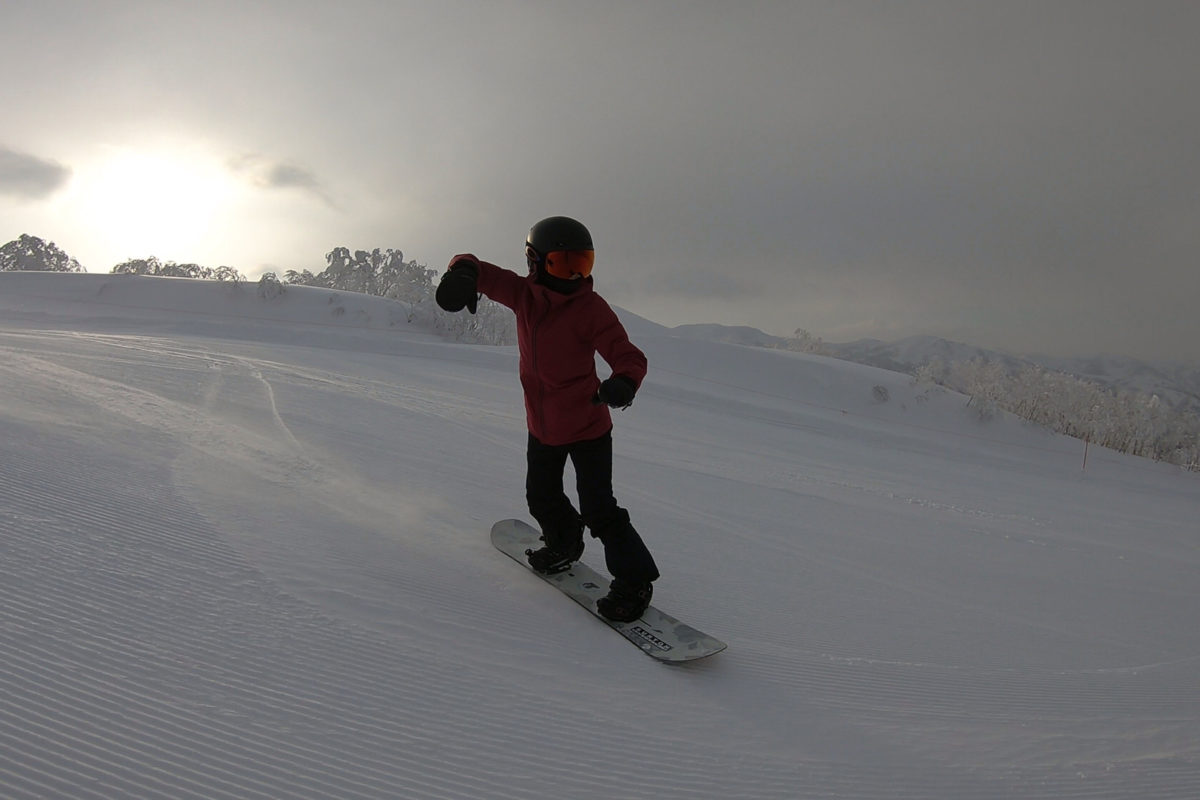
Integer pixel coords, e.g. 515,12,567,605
2,271,1198,799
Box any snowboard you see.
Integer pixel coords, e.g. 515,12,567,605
491,519,727,663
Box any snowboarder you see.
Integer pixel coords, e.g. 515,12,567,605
436,216,659,622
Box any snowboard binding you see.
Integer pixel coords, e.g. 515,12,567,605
525,537,585,574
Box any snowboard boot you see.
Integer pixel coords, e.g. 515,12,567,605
525,535,585,575
596,578,653,623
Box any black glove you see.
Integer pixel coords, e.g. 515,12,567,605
436,261,479,313
594,375,637,409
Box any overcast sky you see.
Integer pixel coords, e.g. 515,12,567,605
3,1,1198,361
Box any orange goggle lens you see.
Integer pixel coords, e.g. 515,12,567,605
543,249,595,280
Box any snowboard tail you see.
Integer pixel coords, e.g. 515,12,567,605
491,519,726,663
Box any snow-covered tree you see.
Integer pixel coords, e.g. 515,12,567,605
288,247,436,301
920,356,1200,469
282,246,515,345
0,234,84,272
257,272,285,300
779,328,827,354
282,268,318,285
950,358,1008,420
414,293,516,346
110,257,244,281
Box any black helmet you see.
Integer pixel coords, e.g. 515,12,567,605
525,216,594,280
526,216,593,255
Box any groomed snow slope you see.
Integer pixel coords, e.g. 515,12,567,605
2,271,1198,799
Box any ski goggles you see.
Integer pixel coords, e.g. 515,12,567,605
526,245,594,280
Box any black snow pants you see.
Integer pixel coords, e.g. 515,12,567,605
526,431,660,584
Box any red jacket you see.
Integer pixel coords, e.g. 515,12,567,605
460,256,648,446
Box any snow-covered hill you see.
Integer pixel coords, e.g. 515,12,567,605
660,321,1200,418
828,334,1200,417
662,321,1195,419
2,271,1199,799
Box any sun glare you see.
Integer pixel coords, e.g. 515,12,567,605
68,145,242,265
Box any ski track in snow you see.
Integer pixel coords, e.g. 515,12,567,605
2,274,1199,799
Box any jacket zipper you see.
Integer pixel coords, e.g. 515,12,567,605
530,302,547,438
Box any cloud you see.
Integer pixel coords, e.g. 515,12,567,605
0,146,71,200
4,3,1198,360
227,154,335,208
